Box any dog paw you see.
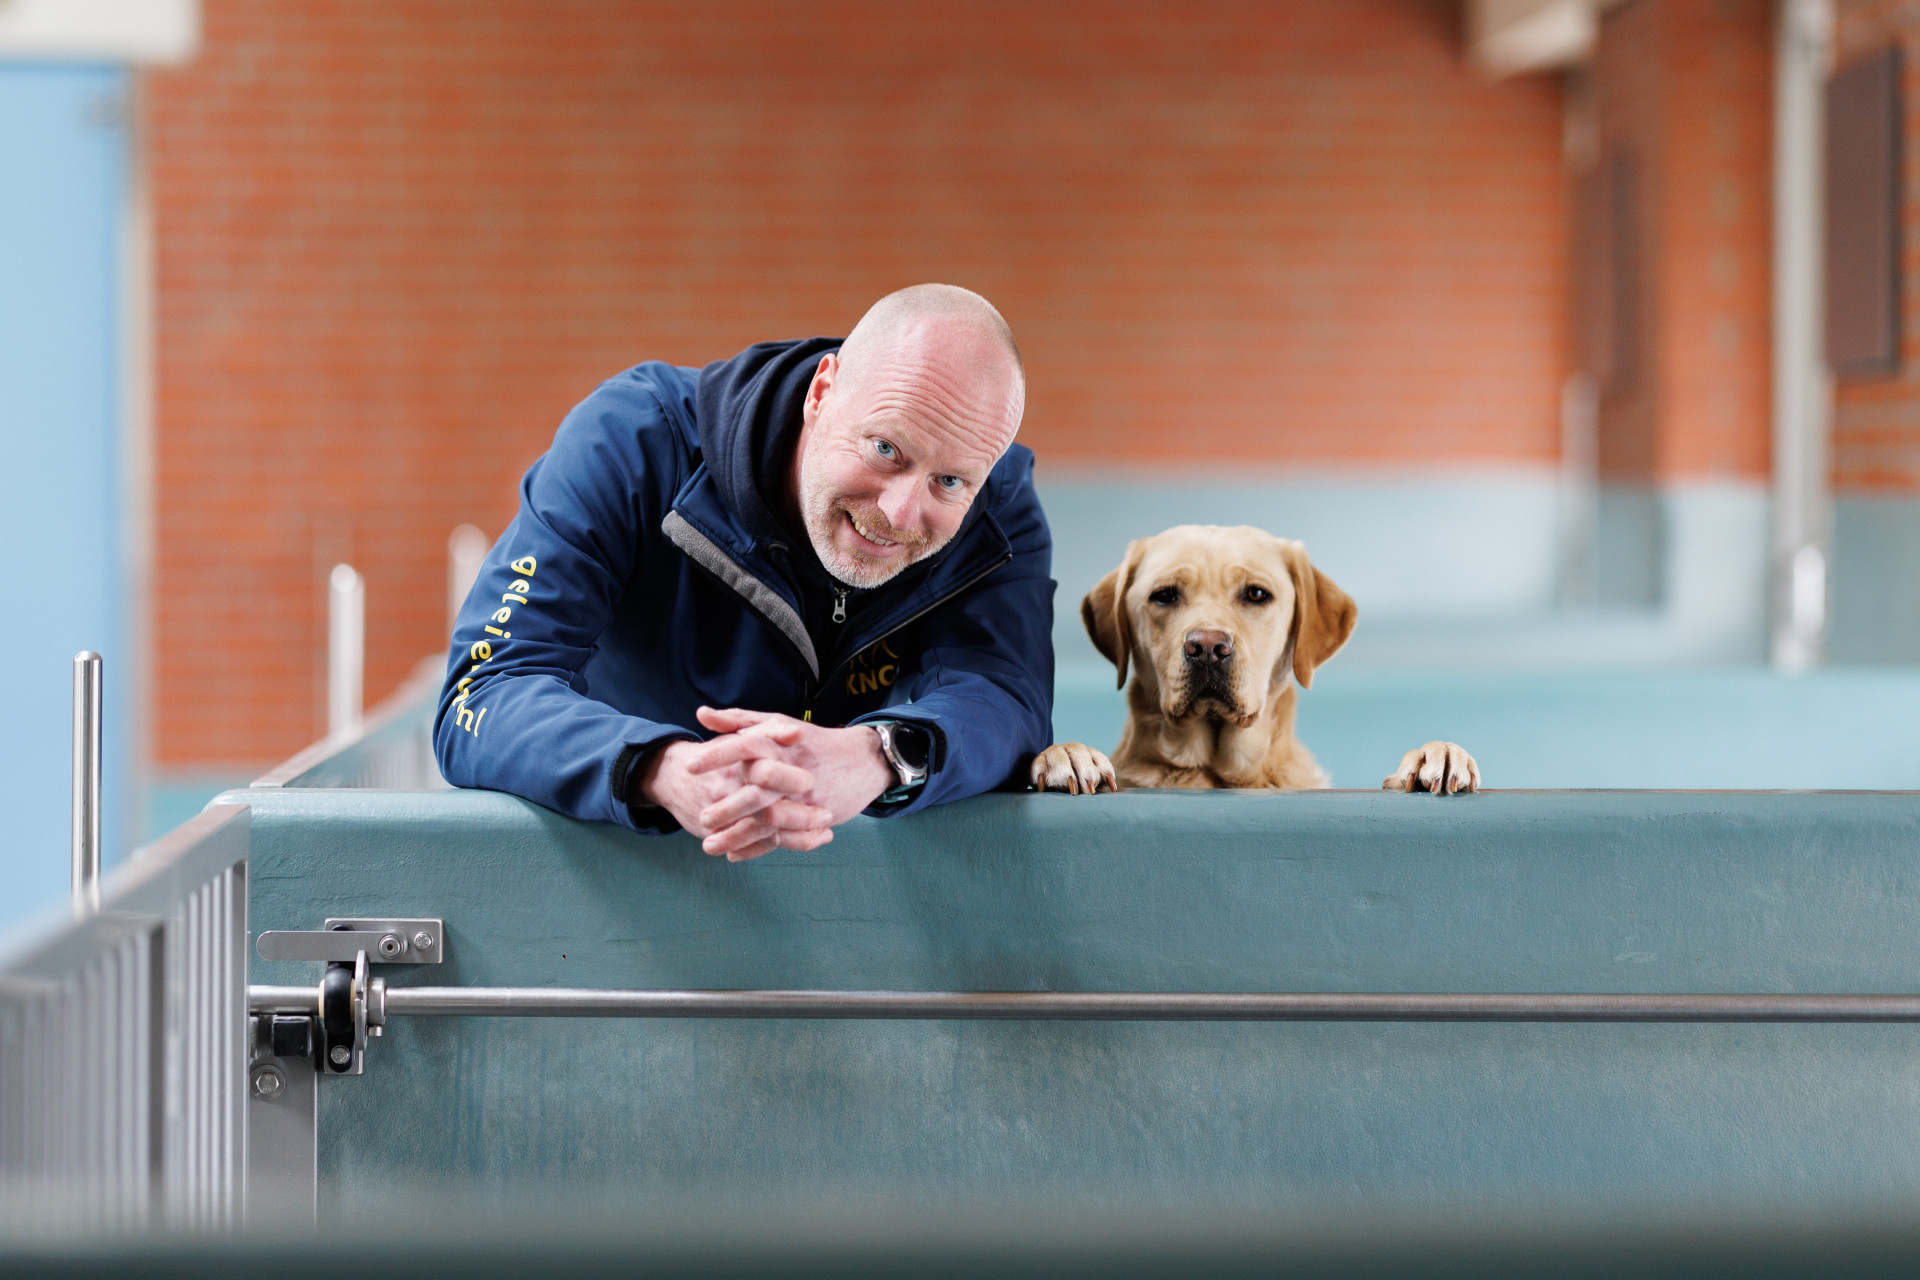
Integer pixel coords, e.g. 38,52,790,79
1383,741,1481,794
1031,743,1118,795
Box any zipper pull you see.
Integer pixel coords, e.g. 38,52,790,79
831,587,848,624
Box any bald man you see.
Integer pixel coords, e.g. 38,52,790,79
435,285,1054,860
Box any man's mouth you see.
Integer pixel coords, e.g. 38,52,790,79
841,506,928,555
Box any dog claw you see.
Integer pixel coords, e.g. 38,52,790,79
1385,741,1481,794
1031,743,1120,795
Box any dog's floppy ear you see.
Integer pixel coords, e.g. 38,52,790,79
1280,540,1356,690
1082,540,1147,689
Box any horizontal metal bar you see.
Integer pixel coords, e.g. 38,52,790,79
251,985,318,1014
247,985,1920,1023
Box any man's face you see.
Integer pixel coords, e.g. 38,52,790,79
794,327,1021,589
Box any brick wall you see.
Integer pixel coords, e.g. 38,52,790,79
1582,0,1774,485
143,0,1568,768
1833,0,1920,490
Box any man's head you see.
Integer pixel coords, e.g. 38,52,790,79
792,284,1025,588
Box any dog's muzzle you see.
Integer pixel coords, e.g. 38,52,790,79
1177,629,1243,720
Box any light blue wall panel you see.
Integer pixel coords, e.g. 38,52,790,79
1034,474,1772,670
1832,496,1920,665
0,63,129,932
1033,470,1563,668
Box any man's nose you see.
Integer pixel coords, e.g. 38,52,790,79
878,477,922,531
1183,629,1234,664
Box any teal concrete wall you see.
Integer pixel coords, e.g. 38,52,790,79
244,785,1920,1215
0,63,131,934
1053,667,1920,789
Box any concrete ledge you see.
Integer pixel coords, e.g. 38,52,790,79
239,786,1920,1211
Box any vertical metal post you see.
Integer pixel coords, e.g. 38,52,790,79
71,651,102,915
1771,0,1834,672
447,523,488,632
327,564,364,739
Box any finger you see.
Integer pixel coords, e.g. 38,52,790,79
684,733,785,775
740,718,805,746
771,826,834,854
746,758,814,795
728,826,830,861
703,802,833,856
1097,753,1118,793
760,799,833,830
725,836,780,862
696,705,777,732
698,784,779,832
704,815,777,856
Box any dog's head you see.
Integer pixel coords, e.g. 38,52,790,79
1081,525,1356,724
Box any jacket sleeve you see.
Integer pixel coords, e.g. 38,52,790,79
434,369,698,832
851,448,1056,813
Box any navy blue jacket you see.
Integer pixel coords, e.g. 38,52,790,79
433,338,1057,833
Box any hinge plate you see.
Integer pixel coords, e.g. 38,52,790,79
255,918,443,964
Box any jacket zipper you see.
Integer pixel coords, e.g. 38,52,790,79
801,552,1013,723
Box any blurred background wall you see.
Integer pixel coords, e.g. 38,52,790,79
7,0,1920,926
138,0,1570,774
0,61,134,917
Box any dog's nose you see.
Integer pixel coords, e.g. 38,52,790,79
1183,629,1234,663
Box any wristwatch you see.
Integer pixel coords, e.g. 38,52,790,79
868,720,932,805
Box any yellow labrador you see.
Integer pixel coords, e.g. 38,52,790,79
1032,525,1479,794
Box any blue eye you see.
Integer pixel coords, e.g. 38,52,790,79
873,440,897,460
937,475,963,492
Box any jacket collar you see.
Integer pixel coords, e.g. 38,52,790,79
665,463,1011,681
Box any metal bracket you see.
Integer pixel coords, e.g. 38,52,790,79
249,918,436,1086
255,917,443,964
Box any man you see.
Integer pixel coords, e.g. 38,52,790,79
435,284,1053,861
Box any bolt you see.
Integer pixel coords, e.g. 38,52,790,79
329,1045,351,1066
250,1063,287,1100
377,932,406,959
413,931,434,952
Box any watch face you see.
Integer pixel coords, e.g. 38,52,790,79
889,724,932,773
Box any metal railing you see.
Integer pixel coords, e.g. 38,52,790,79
245,984,1920,1025
0,803,249,1232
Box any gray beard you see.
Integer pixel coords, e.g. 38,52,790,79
797,461,946,589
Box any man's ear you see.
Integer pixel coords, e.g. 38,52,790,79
1081,540,1146,690
1280,540,1357,690
802,352,837,428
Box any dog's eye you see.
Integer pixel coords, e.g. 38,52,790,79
1243,585,1272,604
1148,586,1180,607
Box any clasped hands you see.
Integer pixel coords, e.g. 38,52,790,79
636,706,895,861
